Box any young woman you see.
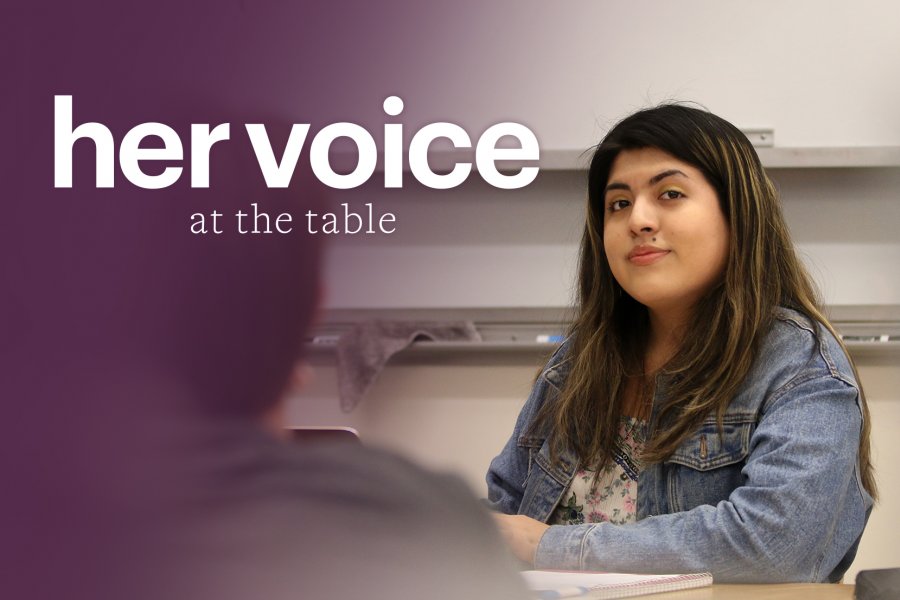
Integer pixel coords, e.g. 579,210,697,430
486,105,876,583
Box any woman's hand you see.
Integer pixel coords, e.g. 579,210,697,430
492,513,550,566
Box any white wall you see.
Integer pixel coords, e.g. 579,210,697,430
401,1,900,150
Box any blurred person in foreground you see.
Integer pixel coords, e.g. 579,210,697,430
158,144,528,600
145,127,530,600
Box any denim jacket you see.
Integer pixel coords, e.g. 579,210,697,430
486,308,873,583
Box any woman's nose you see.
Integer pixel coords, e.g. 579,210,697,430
628,198,659,236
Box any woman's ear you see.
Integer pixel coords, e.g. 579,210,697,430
289,362,315,392
260,396,289,440
264,362,316,440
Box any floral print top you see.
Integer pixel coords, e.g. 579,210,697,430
550,415,647,526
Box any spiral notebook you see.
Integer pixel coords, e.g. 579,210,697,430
521,569,713,600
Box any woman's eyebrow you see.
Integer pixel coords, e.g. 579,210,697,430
604,169,689,195
648,169,688,185
604,181,631,194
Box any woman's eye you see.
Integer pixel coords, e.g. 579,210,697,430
660,189,684,200
608,199,630,212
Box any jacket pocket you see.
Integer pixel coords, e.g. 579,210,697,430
516,436,576,523
667,416,754,470
664,417,755,512
516,434,544,485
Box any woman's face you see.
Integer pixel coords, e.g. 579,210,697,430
602,147,729,317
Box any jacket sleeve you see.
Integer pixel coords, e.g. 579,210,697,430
485,342,569,515
534,373,872,583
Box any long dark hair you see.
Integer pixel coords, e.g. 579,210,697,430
531,104,876,498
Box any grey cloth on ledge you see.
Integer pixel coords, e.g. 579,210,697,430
336,320,481,412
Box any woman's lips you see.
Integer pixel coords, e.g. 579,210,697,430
628,249,670,265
